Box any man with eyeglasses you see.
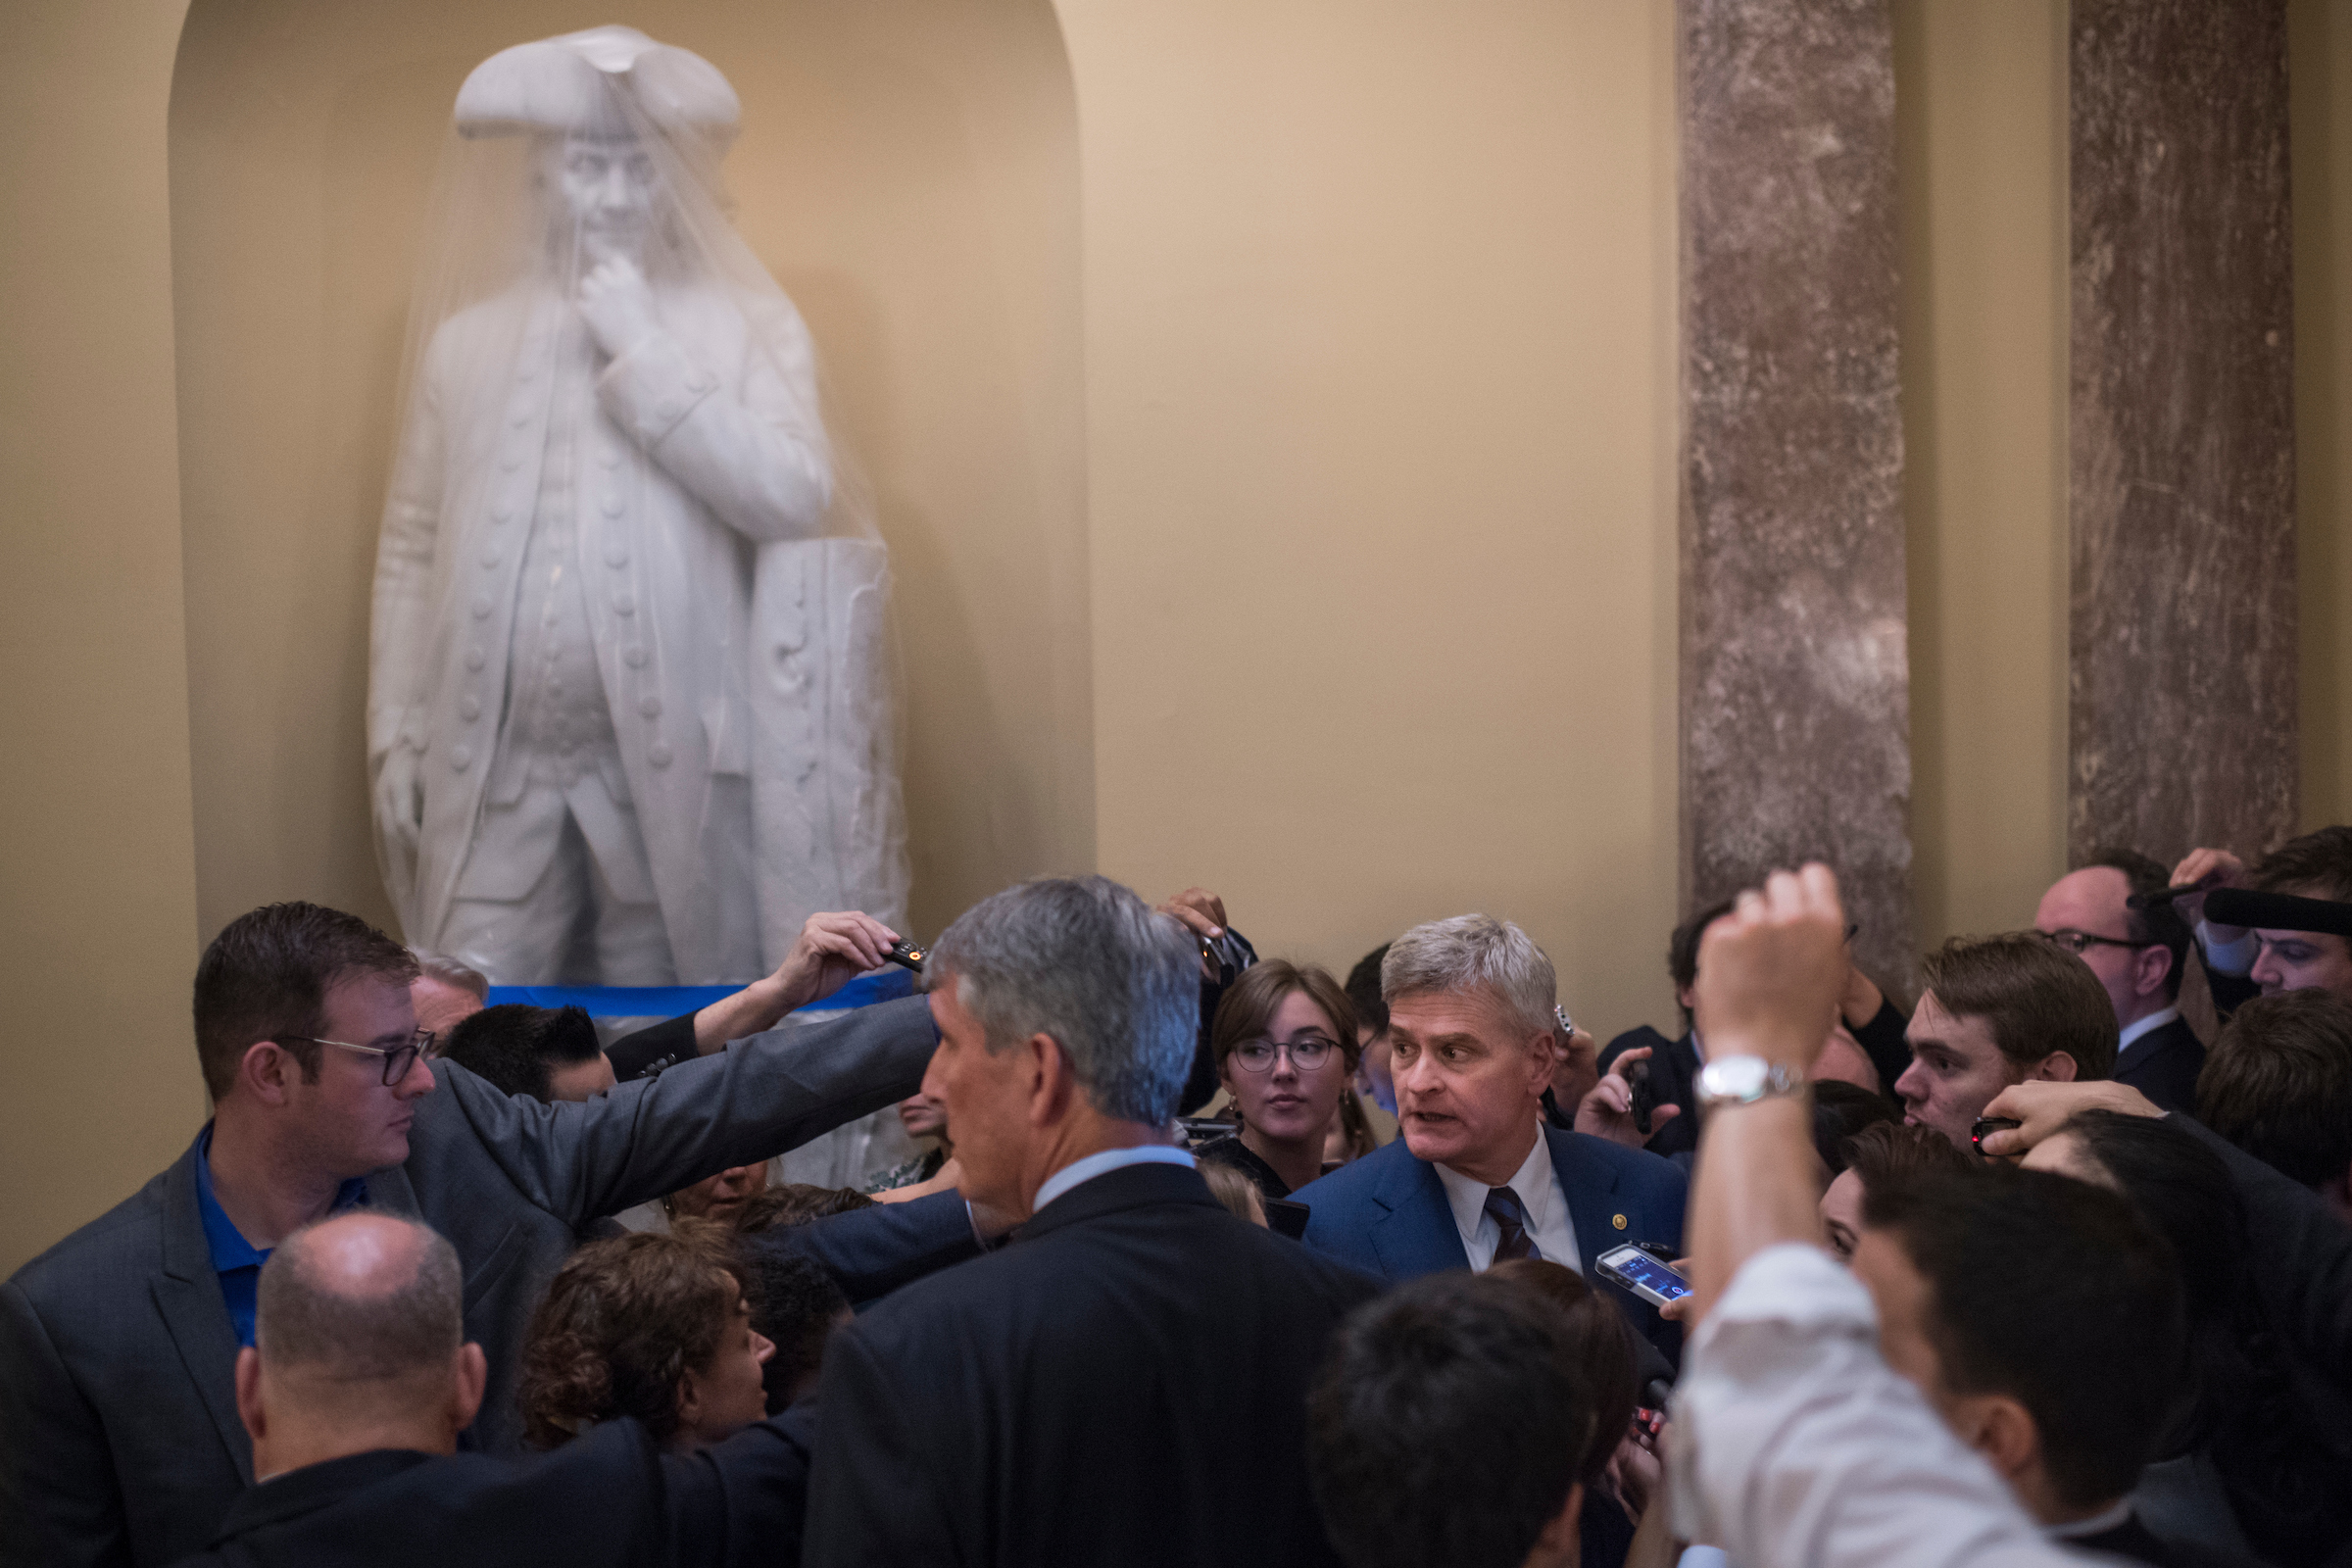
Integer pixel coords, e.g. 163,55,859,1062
2030,850,2203,1111
0,899,956,1568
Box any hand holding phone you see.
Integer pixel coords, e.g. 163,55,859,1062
1595,1243,1692,1309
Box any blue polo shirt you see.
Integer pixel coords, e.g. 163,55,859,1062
193,1125,369,1347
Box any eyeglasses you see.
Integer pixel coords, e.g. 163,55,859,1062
2032,928,2158,956
277,1028,435,1086
1230,1036,1339,1073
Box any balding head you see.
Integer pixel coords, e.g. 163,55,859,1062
238,1214,483,1476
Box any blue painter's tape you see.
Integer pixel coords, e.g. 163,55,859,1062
485,965,915,1017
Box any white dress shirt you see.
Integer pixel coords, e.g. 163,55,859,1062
1434,1130,1580,1273
1671,1244,2077,1568
2116,1005,2180,1059
1032,1144,1196,1213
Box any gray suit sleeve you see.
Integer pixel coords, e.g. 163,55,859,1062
0,1280,127,1568
429,993,939,1225
2171,1113,2352,1387
743,1192,981,1306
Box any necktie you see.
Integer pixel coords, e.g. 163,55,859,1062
1484,1185,1541,1264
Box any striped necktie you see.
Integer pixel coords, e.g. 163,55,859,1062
1484,1185,1541,1264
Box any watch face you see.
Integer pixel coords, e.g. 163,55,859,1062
1702,1056,1770,1101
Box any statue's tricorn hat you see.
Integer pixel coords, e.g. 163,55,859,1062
454,25,740,145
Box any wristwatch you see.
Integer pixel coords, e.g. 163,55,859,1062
1693,1054,1806,1110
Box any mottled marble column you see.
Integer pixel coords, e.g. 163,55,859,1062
1680,0,1914,990
2070,0,2295,863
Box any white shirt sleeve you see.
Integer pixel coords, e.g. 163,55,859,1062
1669,1245,2086,1568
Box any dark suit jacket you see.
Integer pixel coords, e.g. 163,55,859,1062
1291,1124,1688,1356
163,1405,816,1568
802,1161,1382,1568
0,994,938,1568
2172,1115,2352,1403
2115,1015,2207,1114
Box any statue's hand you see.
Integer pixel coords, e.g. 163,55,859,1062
375,745,424,858
577,256,662,362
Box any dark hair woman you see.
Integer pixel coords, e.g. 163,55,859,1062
1195,960,1361,1200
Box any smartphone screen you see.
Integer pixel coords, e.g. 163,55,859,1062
1599,1244,1691,1302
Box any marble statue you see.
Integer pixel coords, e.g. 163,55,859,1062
369,26,906,986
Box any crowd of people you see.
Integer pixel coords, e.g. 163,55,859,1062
5,827,2352,1568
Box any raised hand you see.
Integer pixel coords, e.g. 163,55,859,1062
1690,865,1848,1073
2168,846,2250,939
772,910,902,1012
1575,1045,1679,1148
1156,888,1229,979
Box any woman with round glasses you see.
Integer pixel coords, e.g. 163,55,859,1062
1195,960,1362,1200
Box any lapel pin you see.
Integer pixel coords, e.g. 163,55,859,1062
1612,1214,1627,1230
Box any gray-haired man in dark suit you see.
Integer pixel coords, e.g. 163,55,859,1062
0,900,961,1568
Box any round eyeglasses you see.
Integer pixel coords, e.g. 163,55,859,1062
1230,1036,1339,1073
277,1028,435,1086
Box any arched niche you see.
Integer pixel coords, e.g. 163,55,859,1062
168,0,1090,951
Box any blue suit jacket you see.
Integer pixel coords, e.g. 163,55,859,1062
1293,1123,1688,1356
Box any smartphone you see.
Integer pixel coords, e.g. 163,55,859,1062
1595,1243,1691,1309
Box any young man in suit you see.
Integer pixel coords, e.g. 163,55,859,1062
1292,914,1687,1356
168,1211,814,1568
0,901,969,1568
803,876,1382,1568
2032,850,2203,1112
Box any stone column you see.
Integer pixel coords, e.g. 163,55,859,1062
1680,0,1914,990
2069,0,2295,864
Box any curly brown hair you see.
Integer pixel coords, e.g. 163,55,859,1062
517,1229,753,1449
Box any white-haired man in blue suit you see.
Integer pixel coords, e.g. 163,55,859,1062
1295,913,1689,1356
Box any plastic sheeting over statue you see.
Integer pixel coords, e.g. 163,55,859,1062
369,26,906,986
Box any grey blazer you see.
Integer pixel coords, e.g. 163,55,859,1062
0,993,938,1568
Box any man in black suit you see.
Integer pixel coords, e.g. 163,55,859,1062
802,876,1383,1568
2032,850,2204,1112
167,1210,814,1568
0,902,963,1568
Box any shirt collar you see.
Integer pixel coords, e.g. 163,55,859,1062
2116,1006,2180,1054
195,1124,372,1271
1434,1124,1554,1243
1032,1144,1196,1213
2044,1499,2133,1541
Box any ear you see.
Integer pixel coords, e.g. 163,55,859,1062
2033,1053,2082,1085
234,1347,267,1444
1524,1029,1557,1096
238,1040,300,1107
1024,1033,1075,1128
1528,1479,1586,1565
451,1343,487,1432
1958,1393,2041,1488
2133,943,2175,1001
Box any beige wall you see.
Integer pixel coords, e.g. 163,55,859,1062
0,0,208,1278
169,0,1089,951
1056,0,1686,1021
1895,0,2071,945
9,0,2352,1274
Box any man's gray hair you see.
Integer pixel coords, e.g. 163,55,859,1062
1381,914,1557,1041
258,1214,463,1384
409,949,490,1002
926,875,1199,1126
